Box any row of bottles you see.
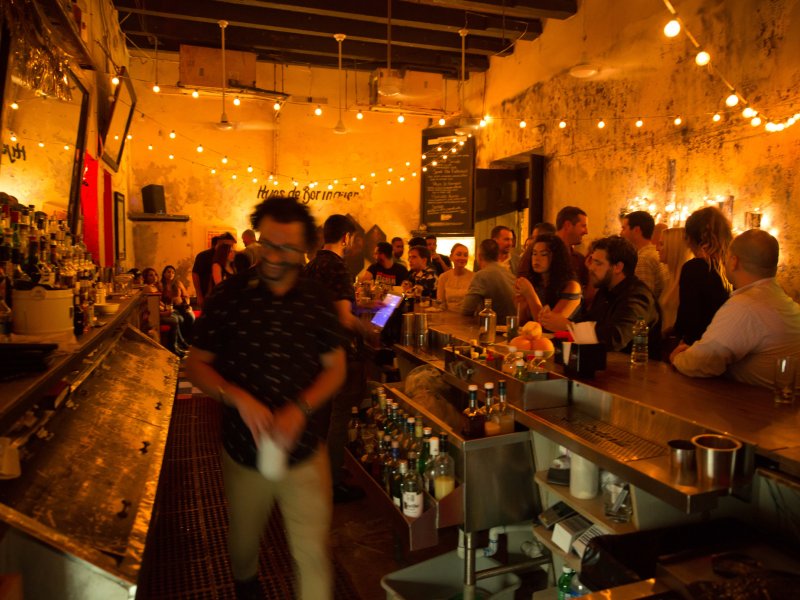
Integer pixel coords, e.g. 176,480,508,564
454,343,552,382
347,387,457,519
461,380,515,439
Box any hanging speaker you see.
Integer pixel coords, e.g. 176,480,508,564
142,184,166,214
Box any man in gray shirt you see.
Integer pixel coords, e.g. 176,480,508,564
462,239,517,320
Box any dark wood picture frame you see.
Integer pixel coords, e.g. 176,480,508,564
114,191,126,261
101,66,136,172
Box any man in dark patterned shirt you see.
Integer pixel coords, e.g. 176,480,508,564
187,198,346,600
304,214,369,503
403,244,438,298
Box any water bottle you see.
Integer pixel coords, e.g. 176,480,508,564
630,316,648,365
557,566,576,600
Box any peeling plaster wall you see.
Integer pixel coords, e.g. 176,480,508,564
467,0,800,297
126,58,456,291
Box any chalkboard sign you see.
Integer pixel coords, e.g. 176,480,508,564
421,130,475,234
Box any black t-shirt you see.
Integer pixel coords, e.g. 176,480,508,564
674,258,730,344
430,254,452,276
192,248,214,297
193,272,345,467
367,262,409,287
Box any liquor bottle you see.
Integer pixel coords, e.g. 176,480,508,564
502,346,523,374
631,317,649,365
72,283,85,337
514,358,526,381
557,567,576,600
483,382,502,436
374,434,391,481
402,454,424,518
461,384,486,439
432,432,456,500
478,298,497,344
383,439,401,495
479,382,494,418
527,350,548,381
490,379,515,434
392,459,408,508
424,436,439,495
402,417,416,456
418,427,432,476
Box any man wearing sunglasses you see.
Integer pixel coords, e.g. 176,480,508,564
187,197,346,600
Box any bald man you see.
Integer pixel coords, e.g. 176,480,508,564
670,229,800,388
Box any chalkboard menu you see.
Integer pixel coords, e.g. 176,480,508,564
420,129,475,234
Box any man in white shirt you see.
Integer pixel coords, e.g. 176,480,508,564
621,210,667,299
670,229,800,388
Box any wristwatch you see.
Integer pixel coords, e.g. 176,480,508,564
294,395,313,417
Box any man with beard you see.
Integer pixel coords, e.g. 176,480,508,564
540,235,660,355
186,198,346,600
304,214,368,503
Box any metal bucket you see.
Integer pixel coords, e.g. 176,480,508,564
692,434,741,489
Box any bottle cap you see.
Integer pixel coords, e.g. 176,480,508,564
468,384,478,391
484,382,494,389
515,359,525,366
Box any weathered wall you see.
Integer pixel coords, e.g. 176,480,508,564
466,0,800,297
126,57,455,290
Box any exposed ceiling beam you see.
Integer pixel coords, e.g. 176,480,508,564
400,0,577,20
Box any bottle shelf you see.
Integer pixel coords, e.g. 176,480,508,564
531,523,582,572
534,471,637,535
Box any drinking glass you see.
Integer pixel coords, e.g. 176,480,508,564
774,356,797,405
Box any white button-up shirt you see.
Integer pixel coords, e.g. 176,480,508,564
673,277,800,388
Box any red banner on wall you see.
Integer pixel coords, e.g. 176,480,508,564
81,152,100,262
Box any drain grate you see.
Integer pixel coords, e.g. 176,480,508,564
536,407,667,462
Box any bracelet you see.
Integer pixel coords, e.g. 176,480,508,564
294,395,313,417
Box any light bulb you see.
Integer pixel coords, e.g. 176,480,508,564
559,120,567,129
222,156,228,164
273,180,279,186
152,84,161,93
421,154,427,159
352,176,357,181
397,114,405,123
370,172,376,177
479,119,487,128
314,105,322,116
726,93,740,107
233,96,241,106
436,146,442,151
411,171,417,177
168,154,174,160
519,120,527,128
232,174,237,180
192,89,199,98
387,180,392,185
388,168,393,173
450,147,457,153
10,101,19,110
438,117,446,126
597,119,606,129
64,144,70,150
431,160,438,166
400,176,405,182
405,161,411,167
765,122,777,132
169,130,176,139
663,19,681,38
38,142,45,147
211,168,216,174
674,116,682,126
459,140,465,146
695,51,710,66
196,144,204,153
360,184,365,189
293,180,299,187
422,166,427,172
252,178,258,183
328,184,333,190
356,110,364,120
712,113,721,122
742,107,757,119
111,75,120,86
114,135,119,141
334,179,339,184
483,114,491,123
268,174,274,180
148,145,153,150
247,165,253,173
635,118,644,128
273,101,281,111
751,116,762,127
442,155,447,160
9,134,16,142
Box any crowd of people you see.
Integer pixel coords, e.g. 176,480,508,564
117,195,800,600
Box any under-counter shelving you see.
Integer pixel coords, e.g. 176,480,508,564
531,523,581,573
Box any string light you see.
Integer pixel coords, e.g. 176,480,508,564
370,172,376,177
360,184,365,189
742,107,757,119
712,113,721,122
695,51,710,66
196,144,204,153
438,117,446,126
635,118,644,128
663,19,681,38
232,174,237,180
405,161,411,167
10,101,19,110
673,116,682,126
233,96,241,106
111,75,120,86
222,156,228,164
751,116,762,126
169,130,176,139
211,168,216,174
356,110,364,120
152,83,160,93
168,154,174,159
192,90,199,98
247,165,254,173
725,93,740,107
559,119,567,129
273,101,282,111
252,178,257,183
314,105,323,116
148,144,154,150
597,119,606,129
479,119,487,127
397,114,405,123
273,179,279,186
38,142,44,147
519,119,527,128
9,134,16,142
63,144,70,150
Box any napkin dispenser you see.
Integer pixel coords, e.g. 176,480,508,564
564,343,606,378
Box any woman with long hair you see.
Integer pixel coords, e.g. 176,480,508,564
657,227,692,334
143,267,188,357
515,233,581,325
673,206,732,344
208,242,235,296
436,243,474,313
161,265,195,345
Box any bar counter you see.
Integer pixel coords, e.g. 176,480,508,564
419,311,800,477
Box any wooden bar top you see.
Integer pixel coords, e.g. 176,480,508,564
427,312,800,476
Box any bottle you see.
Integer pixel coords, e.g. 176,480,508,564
461,384,485,439
478,382,494,418
631,317,649,365
433,432,456,500
477,298,496,344
490,380,515,434
527,350,548,380
383,439,401,494
558,566,576,600
402,453,424,518
392,459,408,507
418,426,432,475
347,406,364,455
424,436,439,494
0,299,11,342
502,346,523,374
72,283,85,336
514,358,526,381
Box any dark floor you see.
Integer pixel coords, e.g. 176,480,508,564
137,378,545,599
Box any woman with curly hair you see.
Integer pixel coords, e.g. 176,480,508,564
673,206,732,344
514,233,581,325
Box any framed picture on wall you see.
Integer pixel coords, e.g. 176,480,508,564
114,192,127,261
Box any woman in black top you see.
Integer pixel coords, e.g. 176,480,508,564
515,233,581,325
673,206,732,344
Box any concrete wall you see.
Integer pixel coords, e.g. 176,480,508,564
464,0,800,297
